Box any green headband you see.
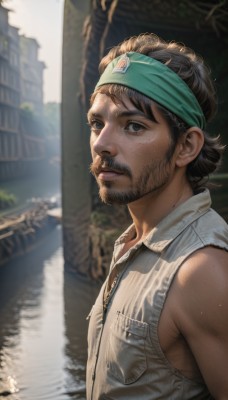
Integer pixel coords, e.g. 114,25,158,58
95,52,206,129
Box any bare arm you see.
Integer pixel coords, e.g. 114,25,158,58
175,246,228,399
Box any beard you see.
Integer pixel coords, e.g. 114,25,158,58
90,155,173,205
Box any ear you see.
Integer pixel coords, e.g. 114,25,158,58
175,127,204,168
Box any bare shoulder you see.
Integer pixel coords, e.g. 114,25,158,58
177,245,228,292
170,246,228,396
174,246,228,332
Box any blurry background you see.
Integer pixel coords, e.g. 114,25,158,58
0,1,227,399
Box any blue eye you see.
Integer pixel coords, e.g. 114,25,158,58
89,119,103,131
126,122,144,133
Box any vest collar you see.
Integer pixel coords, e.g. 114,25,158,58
115,189,211,254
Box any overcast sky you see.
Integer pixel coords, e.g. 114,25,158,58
7,0,64,103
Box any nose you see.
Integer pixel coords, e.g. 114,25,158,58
91,125,117,157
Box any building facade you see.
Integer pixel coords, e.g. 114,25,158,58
0,5,46,180
20,35,46,116
0,6,21,179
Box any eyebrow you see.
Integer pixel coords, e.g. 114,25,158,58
87,109,156,122
87,110,101,121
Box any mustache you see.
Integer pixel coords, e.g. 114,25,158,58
90,156,132,178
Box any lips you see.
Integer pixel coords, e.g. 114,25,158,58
97,167,124,181
99,167,123,174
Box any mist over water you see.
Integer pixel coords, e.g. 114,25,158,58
0,163,61,216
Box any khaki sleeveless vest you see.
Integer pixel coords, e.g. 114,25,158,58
87,190,228,400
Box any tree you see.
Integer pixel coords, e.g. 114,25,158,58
62,0,92,277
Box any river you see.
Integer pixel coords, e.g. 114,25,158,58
0,226,101,400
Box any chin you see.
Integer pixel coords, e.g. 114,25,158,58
99,188,124,205
99,187,142,205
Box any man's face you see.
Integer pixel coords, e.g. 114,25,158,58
88,93,177,205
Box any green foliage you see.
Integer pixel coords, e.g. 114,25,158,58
20,102,60,138
91,210,111,227
90,210,123,265
43,102,61,136
20,107,46,137
20,102,34,111
0,190,17,210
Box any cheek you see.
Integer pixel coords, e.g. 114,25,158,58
131,137,170,161
129,145,154,165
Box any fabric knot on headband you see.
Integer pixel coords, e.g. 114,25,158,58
95,52,206,130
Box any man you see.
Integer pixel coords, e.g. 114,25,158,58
86,33,228,399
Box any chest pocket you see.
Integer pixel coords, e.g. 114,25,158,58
106,311,148,384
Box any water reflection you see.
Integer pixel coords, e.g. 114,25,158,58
0,227,101,400
64,273,101,399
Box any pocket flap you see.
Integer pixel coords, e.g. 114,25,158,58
117,312,148,338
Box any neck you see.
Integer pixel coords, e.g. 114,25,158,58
128,179,193,243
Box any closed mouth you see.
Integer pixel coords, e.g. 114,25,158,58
99,168,123,174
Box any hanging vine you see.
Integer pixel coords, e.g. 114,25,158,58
94,0,228,37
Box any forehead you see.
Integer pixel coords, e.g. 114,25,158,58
88,93,135,117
